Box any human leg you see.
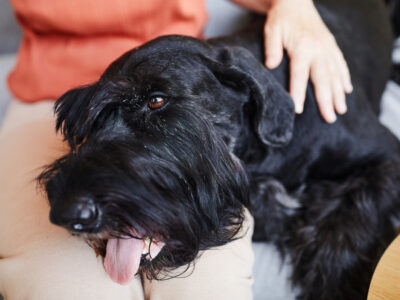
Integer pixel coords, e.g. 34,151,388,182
0,99,144,300
143,209,254,300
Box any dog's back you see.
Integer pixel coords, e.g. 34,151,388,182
209,1,400,299
317,0,393,113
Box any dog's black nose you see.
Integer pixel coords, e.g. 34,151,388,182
50,197,100,232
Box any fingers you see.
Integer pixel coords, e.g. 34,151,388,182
289,50,312,114
290,52,350,122
310,58,336,123
264,23,284,69
336,50,353,93
310,54,349,123
331,72,347,115
262,0,353,123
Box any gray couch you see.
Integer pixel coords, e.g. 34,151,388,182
0,0,20,127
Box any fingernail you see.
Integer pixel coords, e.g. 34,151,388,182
345,83,353,93
326,112,337,123
266,56,279,69
294,101,303,114
336,102,347,114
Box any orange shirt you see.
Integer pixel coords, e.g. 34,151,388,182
8,0,207,102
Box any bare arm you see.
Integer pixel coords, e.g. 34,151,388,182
230,0,271,13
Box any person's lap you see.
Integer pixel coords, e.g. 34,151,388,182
143,209,254,300
0,99,254,300
0,99,143,299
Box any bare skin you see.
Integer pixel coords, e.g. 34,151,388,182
232,0,353,123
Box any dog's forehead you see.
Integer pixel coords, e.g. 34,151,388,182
129,35,213,61
104,35,213,78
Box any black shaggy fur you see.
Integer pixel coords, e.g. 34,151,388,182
39,0,400,298
39,79,249,278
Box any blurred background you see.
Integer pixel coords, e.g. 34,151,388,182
0,0,20,125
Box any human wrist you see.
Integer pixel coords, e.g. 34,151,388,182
267,0,314,11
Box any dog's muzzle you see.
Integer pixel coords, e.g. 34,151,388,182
49,196,101,232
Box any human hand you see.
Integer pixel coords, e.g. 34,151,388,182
264,0,353,123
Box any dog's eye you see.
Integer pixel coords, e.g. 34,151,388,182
148,96,167,109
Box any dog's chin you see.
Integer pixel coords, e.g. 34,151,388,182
79,229,165,285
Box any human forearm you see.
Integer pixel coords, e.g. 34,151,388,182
230,0,313,14
230,0,270,14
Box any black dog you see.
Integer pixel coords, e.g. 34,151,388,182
39,0,400,298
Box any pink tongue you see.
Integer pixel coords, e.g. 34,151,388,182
104,237,144,285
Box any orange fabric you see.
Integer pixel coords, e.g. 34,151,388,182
8,0,207,102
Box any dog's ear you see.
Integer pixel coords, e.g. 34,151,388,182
54,84,97,148
54,52,134,149
55,81,117,149
202,45,295,147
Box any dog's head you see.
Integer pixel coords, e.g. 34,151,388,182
39,35,294,283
